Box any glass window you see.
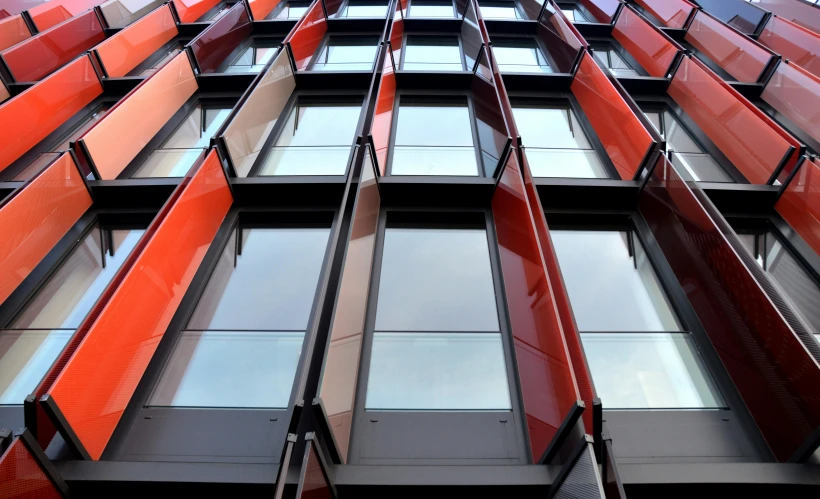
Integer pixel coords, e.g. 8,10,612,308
592,47,640,77
272,1,310,18
736,231,820,335
224,45,277,73
132,104,232,178
409,0,456,17
561,8,587,21
391,103,479,175
366,227,511,411
338,0,388,17
0,225,144,405
513,105,608,178
402,36,465,71
643,109,734,183
148,227,331,408
479,1,522,19
259,103,361,176
493,39,553,74
137,44,184,76
310,36,379,71
201,3,231,21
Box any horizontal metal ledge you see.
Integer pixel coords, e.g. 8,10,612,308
252,19,298,36
55,460,279,484
379,176,496,207
573,21,613,39
620,462,820,486
89,178,181,210
502,72,574,92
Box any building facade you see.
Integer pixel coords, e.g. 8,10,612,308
1,0,820,497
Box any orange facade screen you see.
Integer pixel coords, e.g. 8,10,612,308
93,4,178,77
0,433,64,499
249,0,282,19
762,61,820,147
0,55,102,173
80,51,198,179
760,16,820,80
287,0,327,70
172,0,221,23
634,0,695,29
28,0,97,31
777,157,820,257
571,52,654,180
0,14,31,52
613,6,680,78
45,150,232,460
669,56,796,184
0,152,92,306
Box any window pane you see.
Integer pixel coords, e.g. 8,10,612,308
593,49,639,77
260,104,360,175
375,228,500,331
551,230,682,332
139,46,183,76
524,148,608,178
493,41,553,74
339,2,388,17
0,329,73,405
188,228,331,331
669,151,734,183
562,8,586,21
582,332,724,409
409,1,455,17
311,38,379,71
392,104,477,175
226,46,277,73
274,2,309,18
131,149,205,178
513,106,593,149
11,227,144,330
391,146,479,175
403,37,464,71
148,331,304,408
479,2,521,19
366,332,511,410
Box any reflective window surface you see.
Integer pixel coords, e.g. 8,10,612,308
272,1,310,18
260,103,361,175
0,225,143,405
391,103,479,175
592,47,640,77
133,105,232,178
479,1,522,19
561,8,587,21
311,36,380,71
225,46,277,73
409,0,456,17
513,105,608,178
136,44,184,76
551,230,681,331
148,227,331,408
644,109,734,183
403,36,465,71
493,39,553,74
338,1,389,17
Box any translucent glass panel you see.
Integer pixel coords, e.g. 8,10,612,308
402,36,465,71
562,8,588,22
148,227,330,408
272,1,310,18
224,46,277,73
391,104,479,175
310,36,379,71
366,228,510,411
409,0,456,17
643,110,733,183
592,48,640,77
259,104,360,175
493,39,553,73
513,105,608,178
551,230,681,332
0,226,143,405
133,105,231,178
582,333,723,409
338,1,388,17
479,1,523,19
737,231,820,335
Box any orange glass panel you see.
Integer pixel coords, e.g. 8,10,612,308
0,55,102,173
613,6,680,78
536,1,585,74
220,50,295,176
319,150,380,462
46,150,232,460
0,153,92,307
0,434,63,499
634,0,695,29
685,10,774,83
0,79,9,103
80,52,198,180
571,52,654,180
762,62,820,147
750,0,820,37
578,0,619,24
287,0,326,70
669,56,798,184
28,0,97,31
760,16,820,80
777,157,820,258
0,15,31,52
93,4,177,77
172,0,221,23
1,10,105,82
249,0,283,19
492,151,581,460
371,73,395,175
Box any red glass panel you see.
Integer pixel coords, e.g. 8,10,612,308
777,157,820,258
668,56,798,184
639,156,820,462
45,150,232,460
750,0,820,36
172,0,222,23
492,151,581,460
685,10,775,83
296,440,334,499
613,5,680,78
577,0,619,24
571,52,654,180
0,55,102,173
248,0,283,19
189,2,251,73
1,10,104,82
0,15,31,52
537,1,584,73
287,0,326,70
634,0,695,29
371,9,400,175
93,4,178,78
0,435,63,499
28,0,97,31
760,16,820,80
762,61,820,147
